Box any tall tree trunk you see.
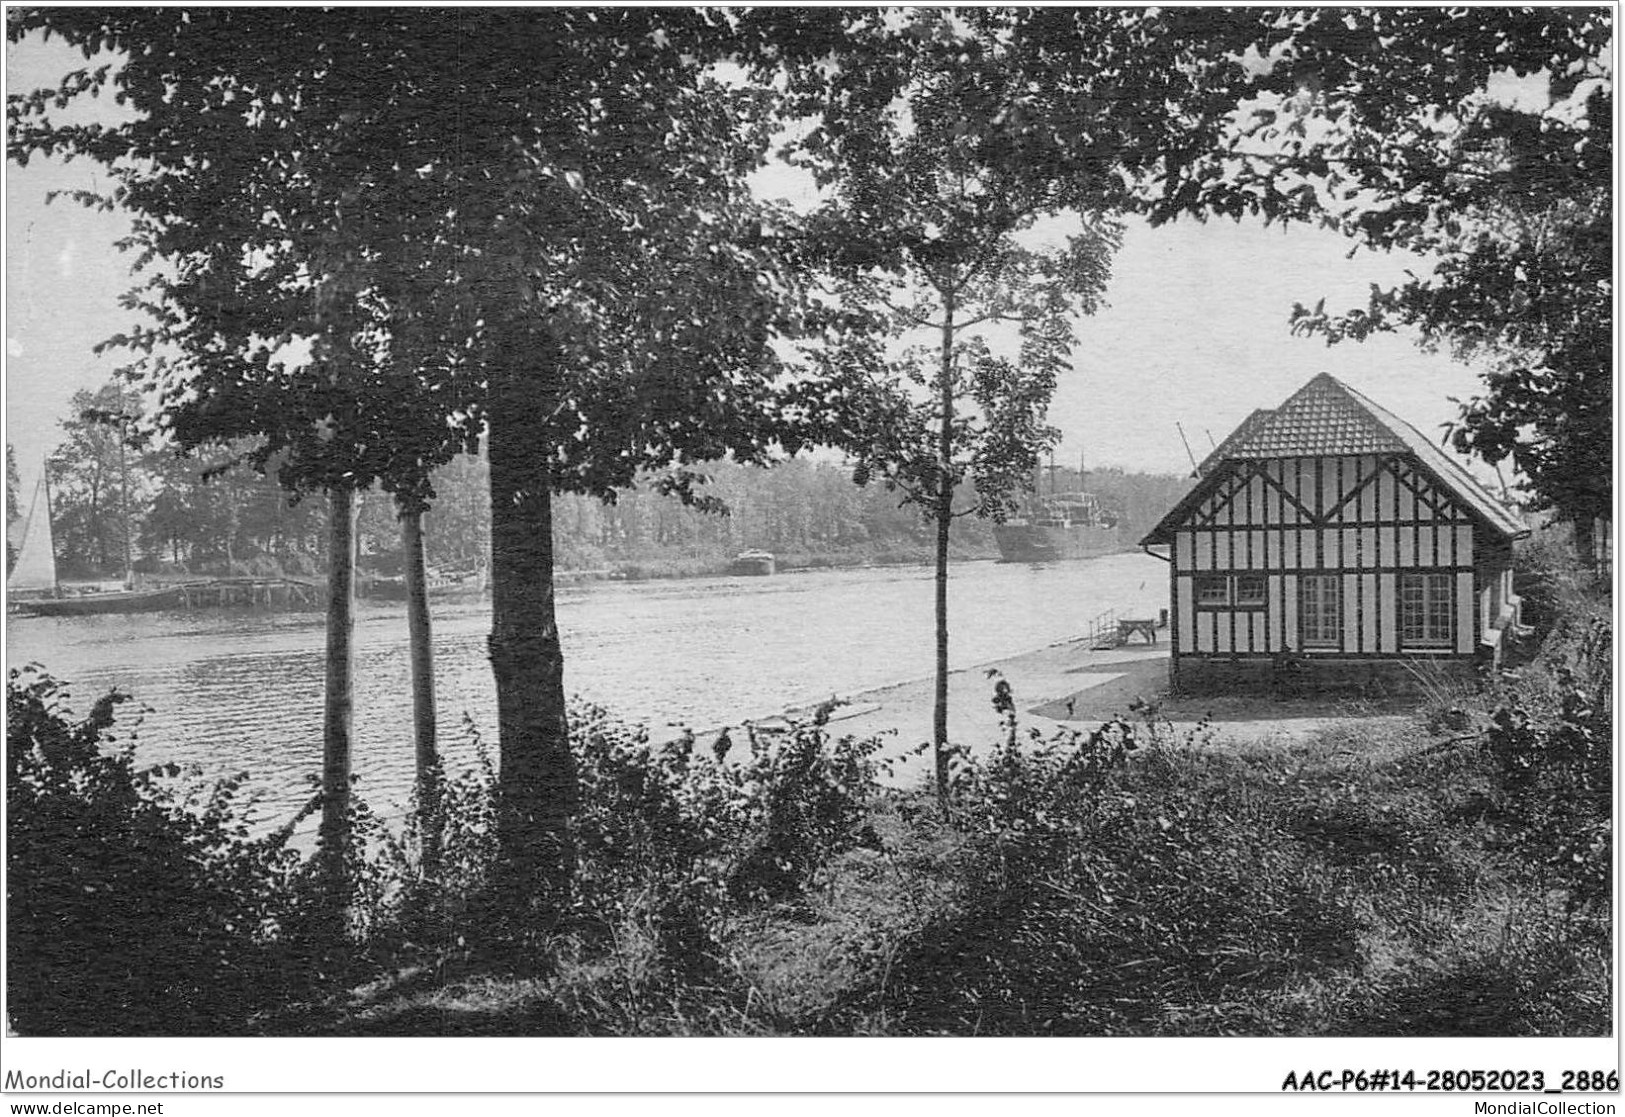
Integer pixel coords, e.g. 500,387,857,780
89,477,102,571
318,484,358,936
933,296,956,805
1570,513,1598,572
401,504,441,880
224,488,238,575
118,410,132,585
486,356,576,920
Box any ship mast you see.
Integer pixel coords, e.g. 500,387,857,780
1175,422,1200,476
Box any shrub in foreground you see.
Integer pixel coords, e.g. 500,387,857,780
8,666,890,1035
1483,616,1611,909
7,668,306,1035
827,697,1360,1035
566,706,884,969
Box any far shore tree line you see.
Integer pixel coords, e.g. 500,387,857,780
9,402,1188,582
8,8,1609,949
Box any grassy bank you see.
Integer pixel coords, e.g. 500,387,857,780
296,702,1606,1037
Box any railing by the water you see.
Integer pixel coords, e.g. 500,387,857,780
1083,607,1121,649
176,577,322,609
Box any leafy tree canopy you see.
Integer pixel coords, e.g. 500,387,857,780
8,9,812,505
8,8,827,909
44,383,140,577
1132,7,1611,542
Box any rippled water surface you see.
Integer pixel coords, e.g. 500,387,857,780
9,554,1164,827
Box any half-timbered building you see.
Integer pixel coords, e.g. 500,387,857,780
1141,374,1527,691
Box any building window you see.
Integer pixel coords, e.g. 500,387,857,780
1196,573,1267,610
1401,572,1453,648
1235,574,1267,606
1299,575,1340,648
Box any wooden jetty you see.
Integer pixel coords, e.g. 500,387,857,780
15,577,323,616
175,577,322,610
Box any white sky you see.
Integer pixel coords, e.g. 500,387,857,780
4,32,1507,497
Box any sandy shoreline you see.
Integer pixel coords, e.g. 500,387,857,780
826,634,1168,745
730,630,1420,784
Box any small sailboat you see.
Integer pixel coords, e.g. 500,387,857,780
8,468,182,616
7,469,59,604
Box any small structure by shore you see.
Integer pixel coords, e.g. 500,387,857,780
729,550,776,576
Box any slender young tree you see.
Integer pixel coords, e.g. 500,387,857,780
399,498,441,881
317,482,358,927
785,10,1119,799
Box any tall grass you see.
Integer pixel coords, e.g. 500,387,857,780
797,702,1606,1037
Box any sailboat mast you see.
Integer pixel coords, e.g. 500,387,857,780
44,468,57,594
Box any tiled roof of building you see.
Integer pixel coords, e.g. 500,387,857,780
1226,374,1408,458
1194,408,1273,477
1335,377,1526,538
1144,373,1526,544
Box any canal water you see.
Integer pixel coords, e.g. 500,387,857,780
7,553,1164,829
